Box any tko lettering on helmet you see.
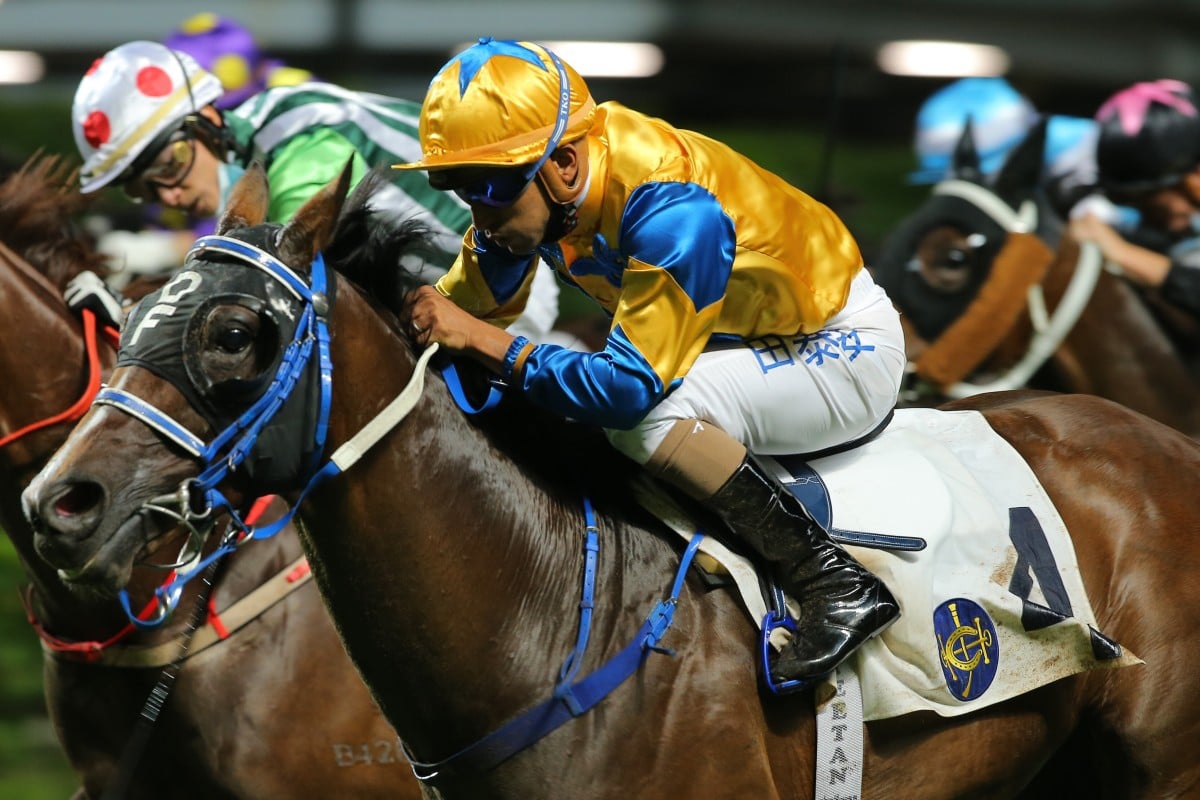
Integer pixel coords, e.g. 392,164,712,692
127,270,203,346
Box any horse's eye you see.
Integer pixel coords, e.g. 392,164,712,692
215,325,254,354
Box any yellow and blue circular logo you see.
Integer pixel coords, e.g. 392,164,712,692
933,598,999,702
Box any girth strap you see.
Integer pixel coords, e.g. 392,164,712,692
403,526,705,785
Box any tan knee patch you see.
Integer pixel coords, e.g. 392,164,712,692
644,419,747,501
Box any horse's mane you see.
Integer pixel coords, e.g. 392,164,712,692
324,168,441,313
321,170,659,523
0,152,109,289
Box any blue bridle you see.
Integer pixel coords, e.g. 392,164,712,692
96,234,336,625
99,232,499,626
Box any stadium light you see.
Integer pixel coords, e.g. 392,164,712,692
877,41,1010,78
0,51,45,84
453,41,664,78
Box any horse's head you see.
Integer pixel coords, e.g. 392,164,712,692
21,162,359,593
874,118,1059,344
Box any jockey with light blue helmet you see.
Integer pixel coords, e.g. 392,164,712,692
910,77,1039,184
910,77,1137,230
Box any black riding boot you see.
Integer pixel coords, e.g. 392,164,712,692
706,456,900,682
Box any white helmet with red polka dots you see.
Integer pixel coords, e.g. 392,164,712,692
72,40,223,193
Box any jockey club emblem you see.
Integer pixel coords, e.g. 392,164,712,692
933,597,999,702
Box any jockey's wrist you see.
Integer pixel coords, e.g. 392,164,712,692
503,335,536,382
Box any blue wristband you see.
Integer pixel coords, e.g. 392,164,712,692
503,335,533,380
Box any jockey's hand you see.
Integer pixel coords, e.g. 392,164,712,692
64,270,125,329
1069,214,1171,288
404,285,517,375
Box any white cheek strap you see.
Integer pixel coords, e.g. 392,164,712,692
933,179,1038,233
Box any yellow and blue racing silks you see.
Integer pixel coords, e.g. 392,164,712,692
435,102,864,430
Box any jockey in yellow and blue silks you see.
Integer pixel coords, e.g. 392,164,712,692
398,38,905,688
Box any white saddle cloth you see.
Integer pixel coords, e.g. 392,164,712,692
635,407,1141,721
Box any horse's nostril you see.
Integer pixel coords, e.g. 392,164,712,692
53,482,104,518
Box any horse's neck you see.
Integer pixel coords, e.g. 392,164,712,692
0,247,111,447
318,288,588,617
303,288,671,757
1043,239,1200,434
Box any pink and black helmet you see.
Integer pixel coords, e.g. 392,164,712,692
1095,79,1200,195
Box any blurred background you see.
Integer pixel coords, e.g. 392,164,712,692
0,0,1195,795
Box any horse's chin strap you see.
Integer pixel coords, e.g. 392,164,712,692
0,309,110,450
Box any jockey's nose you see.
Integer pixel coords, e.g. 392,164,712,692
471,204,504,231
155,184,184,208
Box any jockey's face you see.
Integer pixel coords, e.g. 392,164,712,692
466,176,552,255
118,107,224,219
430,143,583,255
148,135,222,219
1122,169,1200,237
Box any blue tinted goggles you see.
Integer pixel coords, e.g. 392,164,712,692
452,162,542,208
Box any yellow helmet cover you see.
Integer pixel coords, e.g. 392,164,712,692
395,38,595,172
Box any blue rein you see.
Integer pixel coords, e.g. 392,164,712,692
403,497,705,785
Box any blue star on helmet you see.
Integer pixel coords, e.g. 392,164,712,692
440,37,548,98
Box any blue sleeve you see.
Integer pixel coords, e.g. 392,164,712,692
515,181,735,430
620,181,733,314
516,326,672,430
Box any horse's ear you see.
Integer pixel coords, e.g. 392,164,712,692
950,116,983,183
992,116,1047,202
276,158,354,269
216,161,270,234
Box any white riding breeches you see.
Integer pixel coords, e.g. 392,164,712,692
606,268,906,464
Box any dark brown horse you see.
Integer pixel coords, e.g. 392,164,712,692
23,164,1200,798
0,156,419,799
874,120,1200,437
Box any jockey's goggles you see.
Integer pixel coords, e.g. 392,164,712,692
117,121,198,202
437,49,574,209
450,163,543,208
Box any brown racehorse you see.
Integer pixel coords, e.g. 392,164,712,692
22,164,1200,799
873,119,1200,437
0,156,419,799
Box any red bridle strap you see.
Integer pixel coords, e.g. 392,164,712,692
22,494,282,663
0,309,115,449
